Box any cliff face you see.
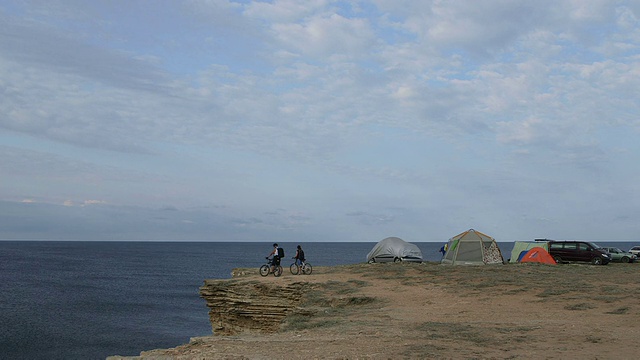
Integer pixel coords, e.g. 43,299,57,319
199,276,311,335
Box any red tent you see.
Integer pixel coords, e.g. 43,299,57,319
520,247,556,265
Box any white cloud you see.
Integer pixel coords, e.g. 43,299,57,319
271,13,376,58
495,117,542,145
83,200,106,206
244,0,329,22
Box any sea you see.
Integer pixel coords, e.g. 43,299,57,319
0,240,636,360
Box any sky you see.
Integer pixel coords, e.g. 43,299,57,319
1,0,639,242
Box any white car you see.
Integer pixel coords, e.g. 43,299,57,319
629,246,640,256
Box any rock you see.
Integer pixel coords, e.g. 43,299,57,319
199,279,310,335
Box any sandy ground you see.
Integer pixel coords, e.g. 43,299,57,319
110,261,640,359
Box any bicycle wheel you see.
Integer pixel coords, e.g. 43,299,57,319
259,265,270,277
302,263,312,275
274,266,283,277
290,263,299,275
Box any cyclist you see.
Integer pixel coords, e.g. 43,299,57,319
267,243,282,273
293,245,306,274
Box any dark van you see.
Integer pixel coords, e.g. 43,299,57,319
548,241,610,265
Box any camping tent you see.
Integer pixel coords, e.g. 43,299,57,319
441,229,504,265
509,241,549,263
519,247,556,265
366,237,423,263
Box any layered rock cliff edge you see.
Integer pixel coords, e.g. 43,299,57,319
199,276,310,335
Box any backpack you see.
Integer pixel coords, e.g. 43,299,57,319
277,247,285,258
298,249,305,261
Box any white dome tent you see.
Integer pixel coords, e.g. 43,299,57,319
366,237,423,263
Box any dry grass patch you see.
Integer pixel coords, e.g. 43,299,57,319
417,321,492,344
564,302,597,311
605,306,629,314
283,278,381,332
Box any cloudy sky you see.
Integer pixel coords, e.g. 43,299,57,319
1,0,639,242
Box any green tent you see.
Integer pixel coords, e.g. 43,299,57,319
441,229,504,265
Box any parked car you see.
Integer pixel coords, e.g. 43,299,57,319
600,247,637,263
547,241,610,265
629,246,640,256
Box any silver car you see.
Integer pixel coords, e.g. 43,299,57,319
601,247,637,263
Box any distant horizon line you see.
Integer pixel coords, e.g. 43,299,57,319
1,239,638,243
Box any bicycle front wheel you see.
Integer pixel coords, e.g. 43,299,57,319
290,263,299,275
302,263,312,275
259,265,270,277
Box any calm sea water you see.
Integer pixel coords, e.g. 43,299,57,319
0,240,636,359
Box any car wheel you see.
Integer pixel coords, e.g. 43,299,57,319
621,256,630,263
368,259,375,264
553,256,562,264
394,257,401,263
591,257,602,265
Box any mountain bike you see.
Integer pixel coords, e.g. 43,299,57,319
289,259,312,275
260,257,283,277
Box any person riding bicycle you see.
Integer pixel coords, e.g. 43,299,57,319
293,245,305,270
267,243,283,273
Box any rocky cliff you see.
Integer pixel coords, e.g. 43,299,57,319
199,275,312,335
198,267,375,336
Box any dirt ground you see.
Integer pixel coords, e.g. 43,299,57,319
112,261,640,359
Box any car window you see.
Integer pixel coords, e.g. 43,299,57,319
578,243,589,251
564,243,577,250
549,243,564,249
